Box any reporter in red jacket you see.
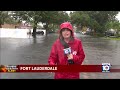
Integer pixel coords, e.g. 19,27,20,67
48,22,85,79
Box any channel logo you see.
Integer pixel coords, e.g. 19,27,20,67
0,65,18,72
102,63,111,72
0,65,7,72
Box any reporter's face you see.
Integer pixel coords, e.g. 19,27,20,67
61,28,71,39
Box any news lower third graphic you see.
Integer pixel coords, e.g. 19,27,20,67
1,63,120,73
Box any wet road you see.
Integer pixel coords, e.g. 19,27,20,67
0,31,120,79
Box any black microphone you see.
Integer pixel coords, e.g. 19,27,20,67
63,47,74,64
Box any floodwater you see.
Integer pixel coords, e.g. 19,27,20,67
0,29,120,79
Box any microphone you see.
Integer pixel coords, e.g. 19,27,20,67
63,47,74,64
63,47,71,55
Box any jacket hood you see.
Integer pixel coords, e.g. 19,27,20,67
58,22,74,37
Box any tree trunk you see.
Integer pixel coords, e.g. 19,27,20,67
44,23,49,36
0,24,2,28
32,21,38,38
93,30,96,36
32,26,37,38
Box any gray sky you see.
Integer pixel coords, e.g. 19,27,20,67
116,12,120,21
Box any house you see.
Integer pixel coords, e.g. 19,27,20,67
1,23,20,28
1,22,32,29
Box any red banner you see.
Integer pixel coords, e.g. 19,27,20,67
2,64,120,73
17,65,102,72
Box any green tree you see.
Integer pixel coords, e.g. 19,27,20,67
40,11,69,35
105,20,120,37
12,11,43,38
0,11,19,28
11,11,69,37
87,11,119,34
70,11,119,36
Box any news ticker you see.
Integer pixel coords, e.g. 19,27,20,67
0,63,120,73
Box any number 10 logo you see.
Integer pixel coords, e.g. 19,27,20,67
102,63,111,72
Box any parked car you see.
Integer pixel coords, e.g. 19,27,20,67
104,29,116,36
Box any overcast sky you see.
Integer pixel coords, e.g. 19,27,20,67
116,12,120,21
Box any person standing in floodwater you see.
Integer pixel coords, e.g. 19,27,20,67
48,22,85,79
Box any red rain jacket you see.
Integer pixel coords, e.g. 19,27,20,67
48,22,85,79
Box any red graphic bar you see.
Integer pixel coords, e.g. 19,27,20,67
17,65,102,72
110,65,120,72
110,69,120,72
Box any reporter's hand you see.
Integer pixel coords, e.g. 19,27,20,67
67,54,73,60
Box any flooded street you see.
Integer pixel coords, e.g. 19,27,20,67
0,29,120,79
